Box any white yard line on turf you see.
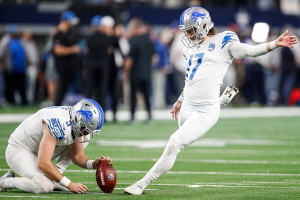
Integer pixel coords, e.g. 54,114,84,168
0,195,50,198
111,158,300,165
116,183,299,189
114,188,158,190
1,107,300,123
1,168,299,176
96,139,300,148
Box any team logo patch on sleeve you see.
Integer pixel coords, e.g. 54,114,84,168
47,118,65,141
208,43,215,51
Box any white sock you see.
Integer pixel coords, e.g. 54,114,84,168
137,138,183,190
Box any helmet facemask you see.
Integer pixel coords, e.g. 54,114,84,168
72,115,100,143
181,26,206,48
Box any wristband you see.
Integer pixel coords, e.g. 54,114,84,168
59,176,71,187
86,159,95,169
178,94,184,102
270,40,278,50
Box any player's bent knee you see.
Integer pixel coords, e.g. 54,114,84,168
32,175,54,193
169,135,185,150
161,136,183,157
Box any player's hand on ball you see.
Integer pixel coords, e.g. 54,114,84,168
92,156,112,169
67,182,88,194
170,100,182,120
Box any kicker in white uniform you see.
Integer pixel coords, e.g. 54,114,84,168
124,6,297,195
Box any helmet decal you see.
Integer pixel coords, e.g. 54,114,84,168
191,11,208,22
77,104,93,123
180,7,194,25
85,98,104,130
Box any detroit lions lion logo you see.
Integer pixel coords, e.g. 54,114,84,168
191,11,208,22
77,104,93,123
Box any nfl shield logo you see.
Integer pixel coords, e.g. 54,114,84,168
208,43,215,51
107,173,114,181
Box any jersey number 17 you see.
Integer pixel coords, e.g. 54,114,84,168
186,53,204,80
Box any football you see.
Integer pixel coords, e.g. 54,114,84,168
96,160,116,193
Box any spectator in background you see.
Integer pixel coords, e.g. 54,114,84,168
153,27,173,108
41,27,58,107
261,30,281,105
84,15,111,112
102,17,124,123
0,26,28,105
0,25,17,104
53,10,80,106
22,29,39,104
124,18,156,124
279,45,297,105
243,37,267,105
169,21,186,98
114,24,130,111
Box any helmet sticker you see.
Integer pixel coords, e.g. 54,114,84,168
191,11,208,23
77,104,93,123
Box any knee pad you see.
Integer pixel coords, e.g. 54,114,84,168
32,175,54,193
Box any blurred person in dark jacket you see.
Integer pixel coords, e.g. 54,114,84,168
279,47,297,105
124,18,156,124
103,18,127,123
0,26,28,105
53,10,80,106
84,15,111,112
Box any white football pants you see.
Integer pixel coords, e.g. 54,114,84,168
138,101,220,189
4,138,89,193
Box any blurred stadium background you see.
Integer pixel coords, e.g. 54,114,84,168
0,0,300,199
1,0,300,112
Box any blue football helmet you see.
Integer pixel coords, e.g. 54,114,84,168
70,98,104,143
179,7,214,48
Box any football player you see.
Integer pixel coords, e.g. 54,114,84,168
0,98,111,194
124,7,297,195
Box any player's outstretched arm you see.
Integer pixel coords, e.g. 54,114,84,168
219,85,239,107
228,30,297,59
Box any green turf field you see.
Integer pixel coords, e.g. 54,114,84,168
0,117,299,199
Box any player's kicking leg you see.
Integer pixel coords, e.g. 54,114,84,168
125,104,220,195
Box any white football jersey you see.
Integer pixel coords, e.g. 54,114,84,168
8,106,76,155
183,31,240,106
